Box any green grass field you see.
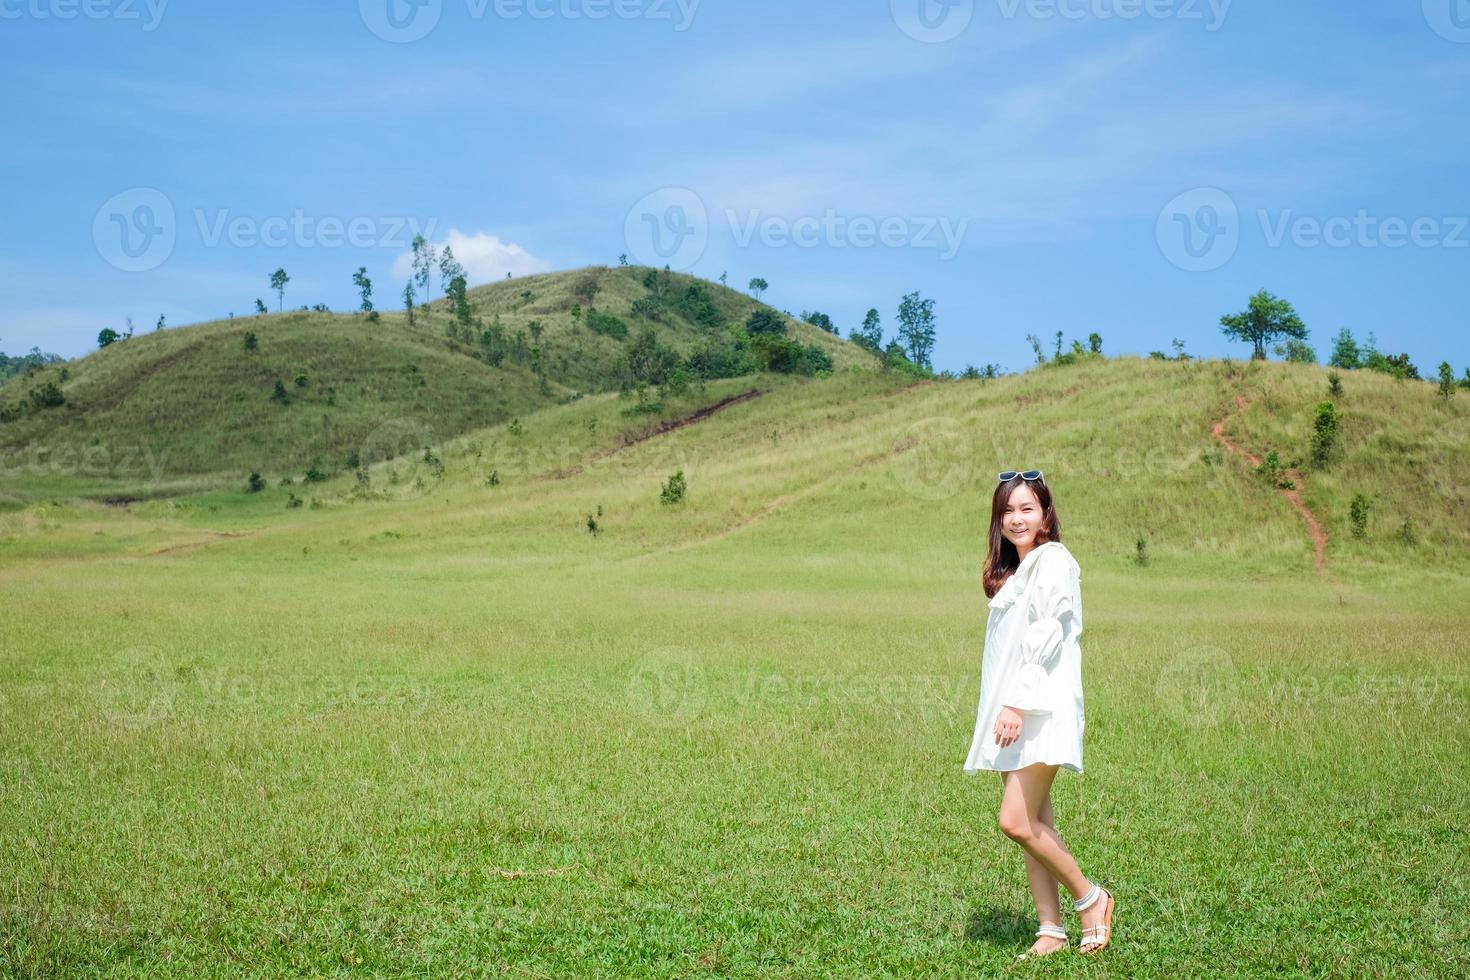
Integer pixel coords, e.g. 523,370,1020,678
2,357,1468,976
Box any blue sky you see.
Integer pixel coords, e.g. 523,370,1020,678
2,0,1468,374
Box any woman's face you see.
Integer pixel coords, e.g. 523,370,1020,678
1000,483,1044,550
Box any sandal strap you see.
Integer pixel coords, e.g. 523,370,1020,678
1035,924,1068,940
1073,883,1104,912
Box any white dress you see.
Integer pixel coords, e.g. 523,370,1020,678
963,540,1086,775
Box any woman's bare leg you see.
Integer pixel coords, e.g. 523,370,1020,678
1001,771,1066,954
998,764,1109,944
998,764,1111,949
1023,788,1063,922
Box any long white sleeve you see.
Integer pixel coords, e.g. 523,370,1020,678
1001,552,1076,715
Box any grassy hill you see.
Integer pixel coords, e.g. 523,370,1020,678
2,355,1468,974
0,266,873,506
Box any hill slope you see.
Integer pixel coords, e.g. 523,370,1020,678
4,354,1465,576
0,266,874,504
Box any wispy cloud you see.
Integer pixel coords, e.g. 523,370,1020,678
390,230,551,285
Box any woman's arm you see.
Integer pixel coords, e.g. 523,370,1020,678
1000,552,1077,716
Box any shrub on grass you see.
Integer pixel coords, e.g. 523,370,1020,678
660,469,687,505
586,307,629,340
1310,401,1339,468
1349,493,1370,540
1397,518,1417,546
28,382,64,409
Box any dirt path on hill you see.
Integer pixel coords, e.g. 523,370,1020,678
542,388,767,481
147,530,251,557
1211,392,1330,576
638,387,766,440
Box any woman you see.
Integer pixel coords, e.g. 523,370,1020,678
963,470,1114,958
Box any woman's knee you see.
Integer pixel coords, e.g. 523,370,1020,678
997,811,1036,843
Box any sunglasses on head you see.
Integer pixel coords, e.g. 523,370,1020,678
998,470,1046,486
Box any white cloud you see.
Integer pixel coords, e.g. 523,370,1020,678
391,230,551,285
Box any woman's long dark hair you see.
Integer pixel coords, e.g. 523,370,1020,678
982,474,1062,599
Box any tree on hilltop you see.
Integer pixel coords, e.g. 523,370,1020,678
270,268,290,312
1220,289,1307,361
897,291,937,369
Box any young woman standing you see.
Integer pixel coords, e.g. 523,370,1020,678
963,470,1114,958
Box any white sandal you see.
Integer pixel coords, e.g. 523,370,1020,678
1015,922,1068,960
1073,883,1114,954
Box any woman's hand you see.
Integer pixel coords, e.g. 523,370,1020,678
993,706,1024,747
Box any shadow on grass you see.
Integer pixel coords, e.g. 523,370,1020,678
965,905,1040,948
